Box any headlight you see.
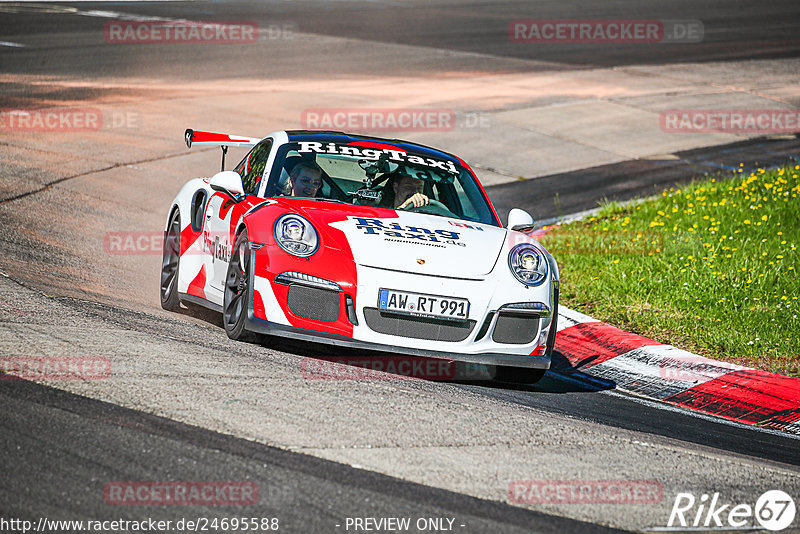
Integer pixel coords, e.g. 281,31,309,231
273,214,319,257
508,244,548,286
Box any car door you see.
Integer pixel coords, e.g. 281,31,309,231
204,139,273,296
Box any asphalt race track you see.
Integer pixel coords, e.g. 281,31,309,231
1,1,799,533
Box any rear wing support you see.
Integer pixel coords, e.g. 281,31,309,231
184,129,261,171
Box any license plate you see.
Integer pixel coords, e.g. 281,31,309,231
378,289,470,321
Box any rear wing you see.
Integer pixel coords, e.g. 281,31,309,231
184,129,262,171
184,129,261,148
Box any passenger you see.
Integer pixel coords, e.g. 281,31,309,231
393,174,429,209
288,162,323,197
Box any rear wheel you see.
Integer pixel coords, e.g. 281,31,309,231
223,230,260,342
160,210,181,311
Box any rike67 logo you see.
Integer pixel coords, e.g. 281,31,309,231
666,490,796,531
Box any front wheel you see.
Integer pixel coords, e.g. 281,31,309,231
223,230,260,343
544,290,559,359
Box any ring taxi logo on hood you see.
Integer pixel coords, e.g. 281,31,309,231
297,141,459,174
352,218,464,247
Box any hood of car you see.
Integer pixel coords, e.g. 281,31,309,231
327,209,506,279
256,200,508,279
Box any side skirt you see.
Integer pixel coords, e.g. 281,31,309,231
179,293,223,314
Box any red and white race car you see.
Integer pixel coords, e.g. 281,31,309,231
161,130,559,381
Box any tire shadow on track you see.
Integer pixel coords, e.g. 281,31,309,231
175,304,617,393
274,342,617,393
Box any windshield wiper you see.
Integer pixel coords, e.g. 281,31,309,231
399,208,453,219
307,197,349,204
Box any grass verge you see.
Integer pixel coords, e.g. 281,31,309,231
538,162,800,377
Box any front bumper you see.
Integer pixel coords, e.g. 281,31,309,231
244,310,550,369
248,252,555,369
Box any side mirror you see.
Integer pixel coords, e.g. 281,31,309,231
507,208,535,233
209,171,245,201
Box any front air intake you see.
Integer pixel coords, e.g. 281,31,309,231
287,285,339,322
491,313,540,344
363,308,475,342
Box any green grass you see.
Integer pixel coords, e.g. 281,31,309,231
538,163,800,377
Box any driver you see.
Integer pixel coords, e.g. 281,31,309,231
393,174,429,209
288,162,323,197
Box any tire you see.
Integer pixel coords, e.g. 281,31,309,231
223,230,260,343
160,209,182,311
495,293,557,384
544,288,559,359
494,366,546,384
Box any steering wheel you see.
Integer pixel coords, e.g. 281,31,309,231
406,199,456,217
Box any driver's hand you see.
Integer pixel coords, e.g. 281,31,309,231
398,193,429,209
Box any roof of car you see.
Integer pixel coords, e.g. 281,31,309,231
284,130,462,165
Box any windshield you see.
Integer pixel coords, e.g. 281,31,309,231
264,141,498,226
